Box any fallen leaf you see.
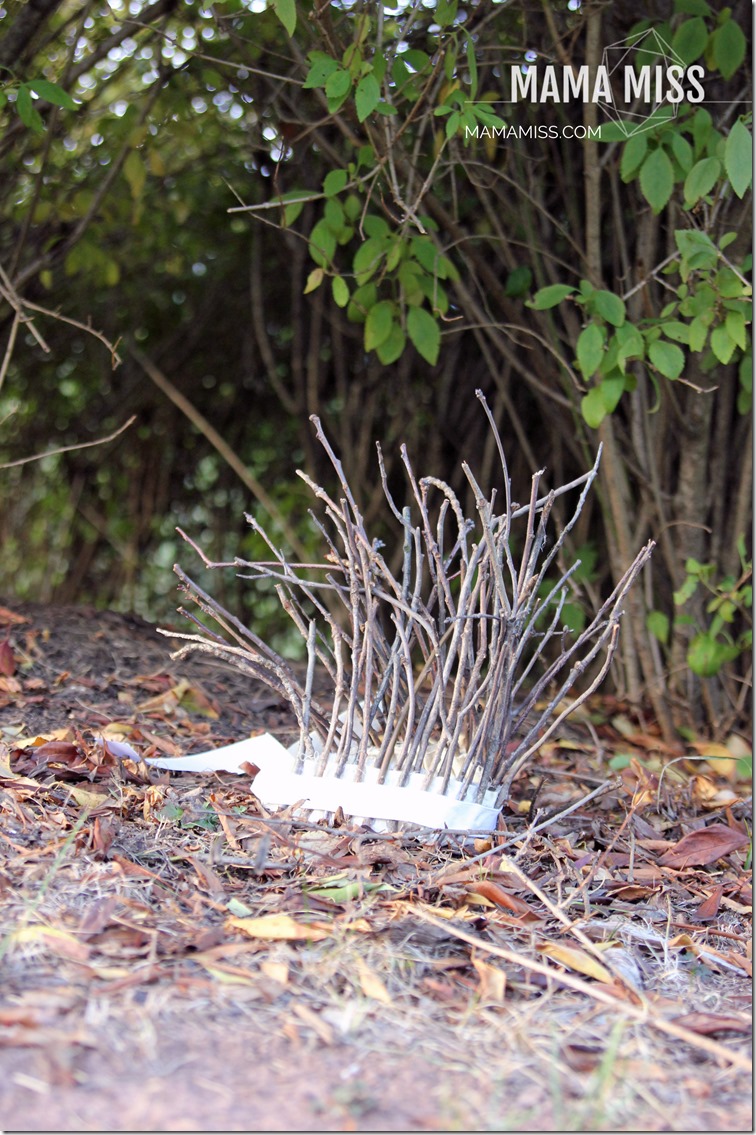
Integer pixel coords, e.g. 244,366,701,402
659,824,750,868
260,960,289,986
0,607,28,625
672,1012,751,1036
226,913,330,941
465,880,540,920
355,957,392,1004
471,955,506,1003
537,942,614,984
9,926,90,964
0,639,16,676
66,785,111,810
690,885,724,922
292,1002,334,1045
691,776,741,810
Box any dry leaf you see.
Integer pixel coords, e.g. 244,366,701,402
0,639,16,676
659,824,750,868
260,960,289,986
226,913,330,941
355,957,392,1004
672,1012,751,1036
292,1002,334,1045
690,885,724,922
10,926,90,964
471,955,506,1003
691,776,740,809
466,880,540,920
537,942,614,985
66,785,110,809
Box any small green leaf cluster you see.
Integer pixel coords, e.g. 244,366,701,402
527,99,752,430
3,78,76,134
287,155,458,366
303,19,395,124
620,107,752,216
527,280,641,428
647,537,752,677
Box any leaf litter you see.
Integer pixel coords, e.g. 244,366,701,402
0,603,751,1131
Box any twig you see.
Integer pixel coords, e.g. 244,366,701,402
0,415,136,469
414,910,752,1071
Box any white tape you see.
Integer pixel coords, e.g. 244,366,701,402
143,734,500,831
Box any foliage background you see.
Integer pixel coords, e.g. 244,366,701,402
0,0,751,739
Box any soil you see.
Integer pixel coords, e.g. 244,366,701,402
0,603,751,1133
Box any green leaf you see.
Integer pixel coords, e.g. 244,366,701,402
684,157,721,205
363,215,390,239
725,308,747,350
688,633,739,677
620,133,648,182
724,119,753,198
325,68,352,101
674,0,712,14
346,282,377,323
661,321,690,344
711,19,746,80
365,300,394,350
527,284,576,310
27,79,75,110
407,307,441,365
670,131,694,175
304,52,339,90
671,17,709,63
353,238,384,285
648,339,685,378
710,323,736,364
276,189,308,227
445,110,461,140
505,266,533,297
323,169,348,197
331,276,349,308
576,322,605,378
323,198,345,233
639,147,674,214
16,84,44,133
615,322,644,362
355,73,381,123
593,290,626,327
688,314,709,351
601,376,625,414
581,386,606,429
436,0,458,26
304,267,324,294
376,323,406,364
308,219,336,268
273,0,296,37
646,610,670,645
123,149,146,200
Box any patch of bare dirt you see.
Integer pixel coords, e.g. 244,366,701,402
0,604,751,1132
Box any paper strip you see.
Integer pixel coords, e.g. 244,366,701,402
142,735,500,831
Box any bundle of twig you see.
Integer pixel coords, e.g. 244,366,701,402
168,391,653,825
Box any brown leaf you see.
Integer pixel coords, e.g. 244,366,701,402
659,823,750,868
672,1012,751,1036
0,639,16,676
471,955,506,1003
466,879,540,920
0,607,28,625
355,957,392,1004
690,885,724,922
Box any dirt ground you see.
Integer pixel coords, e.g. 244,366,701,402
0,604,751,1132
